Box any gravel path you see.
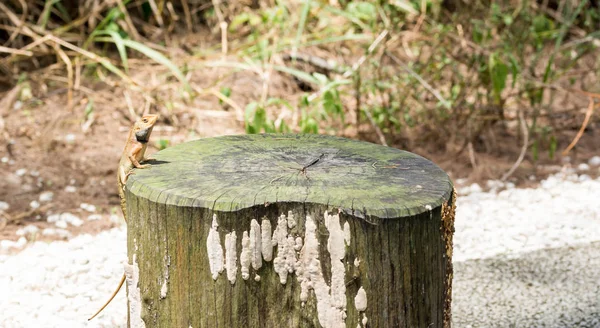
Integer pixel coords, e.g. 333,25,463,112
1,171,600,327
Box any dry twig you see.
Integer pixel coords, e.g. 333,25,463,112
562,97,595,156
501,110,528,181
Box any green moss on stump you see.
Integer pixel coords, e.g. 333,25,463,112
128,134,453,220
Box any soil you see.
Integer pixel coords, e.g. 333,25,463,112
1,33,599,243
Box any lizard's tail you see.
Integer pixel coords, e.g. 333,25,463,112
88,273,126,321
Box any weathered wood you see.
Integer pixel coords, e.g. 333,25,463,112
125,134,455,328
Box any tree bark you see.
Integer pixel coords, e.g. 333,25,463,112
125,134,455,328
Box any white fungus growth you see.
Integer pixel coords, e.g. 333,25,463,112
225,231,238,284
261,218,273,261
126,254,145,328
250,219,262,270
354,287,367,312
160,255,170,299
325,211,347,309
240,231,251,280
297,212,348,328
425,204,432,211
294,237,303,251
354,257,360,267
273,213,296,284
206,215,224,280
343,221,351,245
254,274,261,282
287,211,296,228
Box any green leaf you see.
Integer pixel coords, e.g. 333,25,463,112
532,139,539,161
389,0,418,15
345,2,377,24
509,55,519,88
84,99,94,119
106,31,129,73
322,90,343,118
489,54,508,101
549,135,557,160
219,87,232,105
120,39,191,92
156,139,170,150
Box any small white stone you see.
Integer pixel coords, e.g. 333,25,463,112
561,156,571,164
87,214,102,221
16,225,39,236
15,237,27,248
0,240,16,250
109,214,121,223
61,213,83,227
0,201,9,211
15,168,27,176
29,200,40,209
589,156,600,166
578,163,590,171
47,214,60,223
55,220,68,229
29,170,40,177
1,157,8,163
56,229,71,238
65,134,76,142
579,174,591,182
80,203,96,213
64,186,76,193
42,228,57,236
469,183,482,193
39,191,54,202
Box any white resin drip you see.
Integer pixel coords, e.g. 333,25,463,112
240,231,250,280
354,287,367,311
261,218,273,261
297,212,348,328
125,253,145,328
343,221,351,245
206,214,224,280
250,219,262,270
225,231,237,284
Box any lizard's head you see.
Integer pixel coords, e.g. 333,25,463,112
134,114,159,143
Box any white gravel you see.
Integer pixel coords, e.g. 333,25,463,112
454,172,600,262
0,229,128,327
1,171,599,327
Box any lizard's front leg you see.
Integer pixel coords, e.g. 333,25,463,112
128,144,151,169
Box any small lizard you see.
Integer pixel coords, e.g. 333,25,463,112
88,114,159,321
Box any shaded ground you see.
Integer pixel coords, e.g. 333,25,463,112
453,242,600,328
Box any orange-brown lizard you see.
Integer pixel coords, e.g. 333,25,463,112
88,114,159,321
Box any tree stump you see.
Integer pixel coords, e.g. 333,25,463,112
125,134,455,328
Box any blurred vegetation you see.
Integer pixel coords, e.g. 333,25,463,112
1,0,599,167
